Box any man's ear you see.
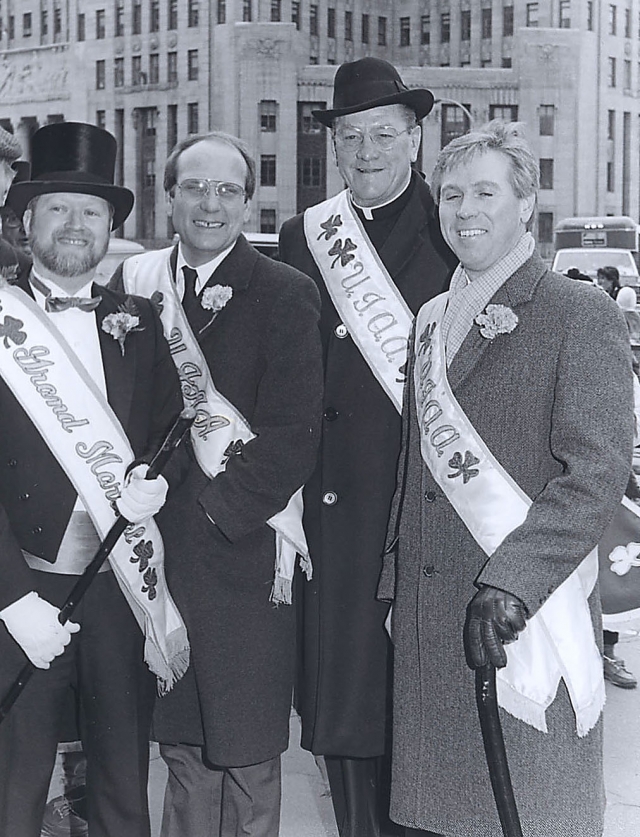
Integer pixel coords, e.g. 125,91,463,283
521,193,536,226
22,208,32,236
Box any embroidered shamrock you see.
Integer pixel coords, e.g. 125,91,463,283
150,290,164,316
447,450,480,484
130,539,154,572
0,314,26,348
102,297,143,356
142,566,158,600
328,237,357,268
474,304,518,340
608,542,640,576
317,214,343,241
418,322,436,357
200,284,233,333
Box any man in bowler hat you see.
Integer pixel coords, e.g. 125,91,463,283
279,58,456,836
0,121,187,837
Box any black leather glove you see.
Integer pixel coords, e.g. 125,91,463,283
465,585,528,670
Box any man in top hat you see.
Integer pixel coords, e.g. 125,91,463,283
0,121,188,837
279,57,457,836
0,129,31,282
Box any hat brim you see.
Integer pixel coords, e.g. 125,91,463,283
7,181,134,230
313,88,435,127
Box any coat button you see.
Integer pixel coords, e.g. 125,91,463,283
322,491,338,506
424,490,437,502
335,323,348,339
323,407,339,421
423,565,435,578
31,525,43,534
7,459,17,468
19,493,30,501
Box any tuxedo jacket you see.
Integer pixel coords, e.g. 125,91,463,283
0,275,185,610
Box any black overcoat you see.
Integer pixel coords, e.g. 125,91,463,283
112,235,324,766
278,174,456,757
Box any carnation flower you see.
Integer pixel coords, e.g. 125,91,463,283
474,304,519,340
101,298,143,356
199,285,233,333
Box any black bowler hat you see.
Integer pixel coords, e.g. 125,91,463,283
8,122,134,229
313,57,434,127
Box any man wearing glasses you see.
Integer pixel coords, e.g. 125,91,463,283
110,131,323,837
279,58,456,837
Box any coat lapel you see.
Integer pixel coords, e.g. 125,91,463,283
96,285,137,430
447,252,548,392
377,176,436,280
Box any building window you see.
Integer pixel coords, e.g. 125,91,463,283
271,0,281,21
188,0,199,26
624,59,632,90
558,0,570,28
115,1,125,35
361,13,369,43
168,104,178,151
377,16,387,46
609,4,617,35
345,10,353,40
77,12,85,40
300,103,323,133
260,209,277,233
607,161,615,192
146,52,159,83
217,0,226,24
608,109,615,140
96,110,106,130
587,1,594,30
150,0,160,31
96,9,105,38
168,51,178,82
539,104,555,135
327,7,335,37
22,11,32,36
261,155,277,187
132,55,142,85
609,56,617,87
310,5,318,35
188,49,198,80
260,100,277,132
420,14,430,44
490,105,518,121
539,159,554,189
8,15,15,39
291,1,300,28
441,104,471,147
188,103,199,134
441,12,450,42
501,57,512,67
96,60,106,89
301,157,324,187
114,56,125,86
461,9,470,41
243,0,252,21
41,8,48,36
526,3,538,27
400,16,410,46
132,1,142,33
168,0,178,28
503,5,514,36
538,212,553,244
481,7,492,39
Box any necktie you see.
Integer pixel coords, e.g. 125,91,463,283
30,273,102,313
181,265,201,322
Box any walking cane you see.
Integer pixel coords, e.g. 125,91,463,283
475,663,524,837
0,406,196,723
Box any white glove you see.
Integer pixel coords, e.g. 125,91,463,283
0,591,80,669
116,463,169,523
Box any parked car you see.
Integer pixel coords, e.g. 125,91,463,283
94,236,146,285
551,247,640,300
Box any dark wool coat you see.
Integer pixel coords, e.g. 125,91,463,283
278,174,456,757
378,255,635,836
112,235,324,766
0,278,185,610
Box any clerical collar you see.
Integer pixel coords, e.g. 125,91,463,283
350,172,414,221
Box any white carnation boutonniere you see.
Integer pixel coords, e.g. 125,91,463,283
474,304,518,340
200,284,233,333
101,298,144,356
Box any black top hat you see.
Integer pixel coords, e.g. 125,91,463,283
8,122,134,230
313,57,434,127
10,160,31,183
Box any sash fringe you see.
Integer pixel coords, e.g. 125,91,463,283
145,627,190,696
269,575,292,606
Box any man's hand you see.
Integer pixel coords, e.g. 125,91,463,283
465,585,528,669
0,592,80,669
116,463,168,523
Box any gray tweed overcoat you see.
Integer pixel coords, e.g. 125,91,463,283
378,253,635,837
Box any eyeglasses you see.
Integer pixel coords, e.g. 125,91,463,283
176,179,246,201
333,126,414,151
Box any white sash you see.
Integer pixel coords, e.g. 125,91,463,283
121,248,310,604
304,190,413,414
0,281,189,693
413,293,604,737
